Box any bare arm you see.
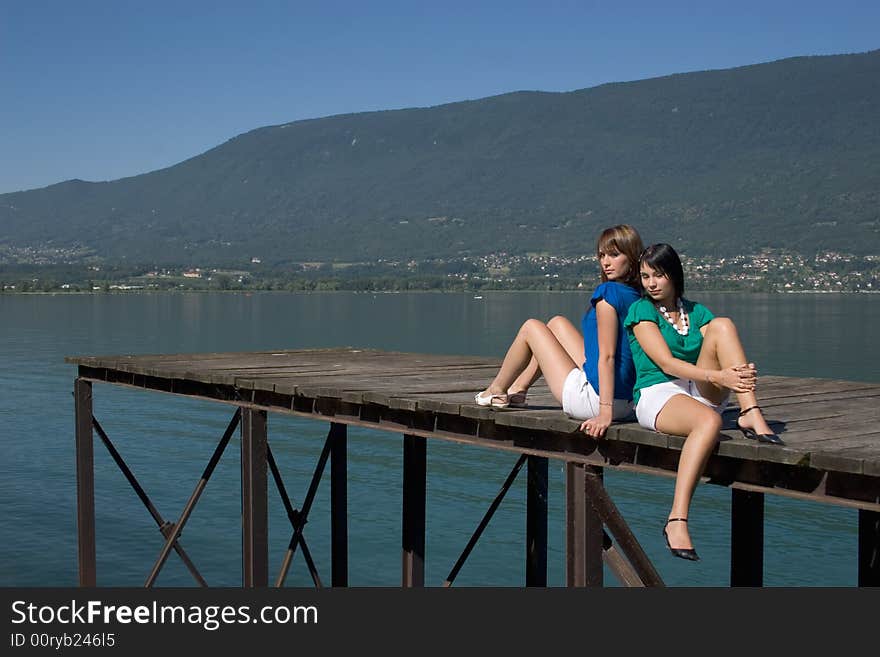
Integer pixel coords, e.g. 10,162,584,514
580,300,617,438
631,321,753,392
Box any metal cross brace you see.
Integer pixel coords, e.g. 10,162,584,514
91,415,208,586
144,409,241,587
273,427,334,587
267,443,323,587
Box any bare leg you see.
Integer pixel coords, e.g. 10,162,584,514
508,315,585,395
694,317,772,435
654,395,723,551
484,319,578,403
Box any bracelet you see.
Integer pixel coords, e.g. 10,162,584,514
599,401,613,407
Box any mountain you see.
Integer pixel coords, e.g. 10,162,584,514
2,49,879,266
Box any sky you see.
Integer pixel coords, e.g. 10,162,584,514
1,0,878,194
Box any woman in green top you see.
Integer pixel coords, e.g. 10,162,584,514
624,243,782,562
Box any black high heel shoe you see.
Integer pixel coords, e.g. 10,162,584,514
663,518,700,561
737,405,784,445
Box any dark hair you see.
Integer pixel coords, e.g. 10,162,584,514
596,224,644,288
639,243,684,298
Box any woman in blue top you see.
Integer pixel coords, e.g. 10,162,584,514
625,243,782,562
475,225,643,438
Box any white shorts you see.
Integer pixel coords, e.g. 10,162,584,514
561,368,634,421
635,378,729,430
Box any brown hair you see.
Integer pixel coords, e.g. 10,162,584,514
597,224,644,288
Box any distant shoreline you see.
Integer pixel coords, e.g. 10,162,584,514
3,288,879,297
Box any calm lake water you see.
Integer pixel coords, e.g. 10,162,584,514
1,291,878,587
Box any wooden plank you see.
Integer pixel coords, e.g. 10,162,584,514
66,347,343,368
755,377,880,396
754,399,879,423
291,370,496,391
757,394,879,414
201,360,500,378
71,347,880,493
238,363,500,387
810,452,867,475
810,440,880,473
234,370,499,401
862,452,880,478
84,350,876,398
496,410,581,434
67,347,501,372
715,435,764,462
404,389,558,414
235,376,816,467
777,425,880,447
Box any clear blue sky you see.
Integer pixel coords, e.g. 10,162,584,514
1,0,877,193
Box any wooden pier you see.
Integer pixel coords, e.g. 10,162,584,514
67,347,880,587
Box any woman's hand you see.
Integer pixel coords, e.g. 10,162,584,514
716,363,756,393
580,410,613,438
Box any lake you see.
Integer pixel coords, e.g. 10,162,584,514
2,291,878,586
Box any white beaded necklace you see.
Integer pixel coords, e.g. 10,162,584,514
658,298,689,336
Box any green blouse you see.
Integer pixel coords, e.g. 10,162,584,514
623,297,715,404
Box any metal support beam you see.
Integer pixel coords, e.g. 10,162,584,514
731,489,764,587
566,463,604,586
266,445,323,587
241,408,269,587
582,469,664,587
145,410,240,587
74,378,96,586
274,429,332,587
526,455,548,587
144,409,241,588
402,434,426,587
93,416,207,586
568,465,649,587
858,509,880,587
330,422,348,587
445,455,526,586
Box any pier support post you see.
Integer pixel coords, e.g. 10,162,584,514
858,509,880,587
241,408,268,587
526,455,548,586
402,434,426,587
330,422,348,587
730,489,764,587
566,463,604,586
74,378,96,586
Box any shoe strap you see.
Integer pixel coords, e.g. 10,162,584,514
666,517,688,524
738,405,761,417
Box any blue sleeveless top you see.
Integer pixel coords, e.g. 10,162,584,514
580,281,640,401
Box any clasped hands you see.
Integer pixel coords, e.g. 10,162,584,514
717,362,757,393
